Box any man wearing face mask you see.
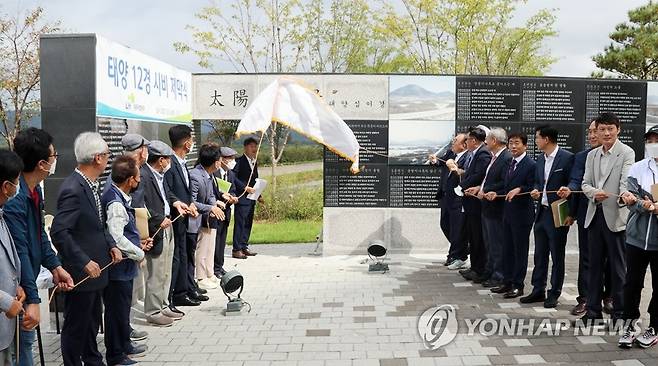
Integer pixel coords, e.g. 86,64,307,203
4,128,74,366
617,126,658,349
165,125,203,307
103,134,150,208
213,147,239,277
101,156,151,365
140,141,182,326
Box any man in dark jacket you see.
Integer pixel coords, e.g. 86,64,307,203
5,128,74,365
430,134,469,269
51,132,121,366
232,137,261,259
164,125,205,307
491,132,536,299
457,127,492,283
479,128,513,288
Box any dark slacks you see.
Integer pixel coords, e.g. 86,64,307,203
530,206,568,298
623,244,658,328
61,290,104,366
214,212,231,275
441,198,467,261
171,219,189,299
103,280,133,365
576,219,613,303
186,232,199,293
482,215,503,282
233,202,255,250
502,218,533,289
465,212,485,275
586,208,626,319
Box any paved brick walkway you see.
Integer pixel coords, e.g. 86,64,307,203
38,242,656,366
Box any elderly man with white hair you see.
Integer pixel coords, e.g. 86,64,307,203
478,128,513,289
51,132,122,366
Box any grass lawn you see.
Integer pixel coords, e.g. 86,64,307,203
226,219,322,244
260,169,322,188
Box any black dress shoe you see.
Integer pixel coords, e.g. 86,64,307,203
215,268,227,276
481,279,501,288
459,268,472,276
472,274,488,284
168,306,185,315
173,295,201,307
520,291,546,304
491,284,512,294
190,291,209,301
544,297,559,308
504,288,523,299
196,288,208,295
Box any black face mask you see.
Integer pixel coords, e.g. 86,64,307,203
130,180,140,194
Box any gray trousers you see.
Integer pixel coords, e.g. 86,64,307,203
144,226,175,315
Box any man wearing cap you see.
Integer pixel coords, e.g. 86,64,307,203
140,141,184,326
104,133,150,207
213,147,239,276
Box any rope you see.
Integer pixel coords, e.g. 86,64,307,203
464,189,623,199
47,261,113,305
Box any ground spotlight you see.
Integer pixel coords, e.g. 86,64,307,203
367,240,389,273
220,270,250,314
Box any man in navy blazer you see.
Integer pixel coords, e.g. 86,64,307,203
456,127,492,283
431,133,469,269
51,132,121,366
479,128,513,288
491,133,536,299
557,120,611,316
232,137,261,259
164,125,205,308
521,125,574,308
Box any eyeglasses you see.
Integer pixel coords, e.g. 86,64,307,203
49,153,59,158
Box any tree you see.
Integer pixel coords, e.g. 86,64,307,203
376,0,557,75
592,1,658,80
204,119,239,146
0,7,60,148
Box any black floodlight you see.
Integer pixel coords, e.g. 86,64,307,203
367,240,389,272
220,270,246,314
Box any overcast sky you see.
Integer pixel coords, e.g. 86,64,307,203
2,0,650,77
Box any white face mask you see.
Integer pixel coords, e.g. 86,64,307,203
227,159,237,170
646,143,658,158
48,159,57,176
7,181,19,201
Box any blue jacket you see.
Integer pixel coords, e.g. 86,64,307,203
4,175,61,304
567,148,592,223
534,147,575,222
233,155,258,206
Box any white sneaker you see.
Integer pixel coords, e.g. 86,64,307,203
637,327,658,348
448,259,466,270
197,278,218,290
618,324,638,348
209,275,221,284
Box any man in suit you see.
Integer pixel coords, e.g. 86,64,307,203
558,120,612,316
141,141,183,326
213,147,239,277
576,112,635,324
189,144,225,289
232,137,262,259
455,127,492,283
430,133,469,269
50,132,122,366
103,134,149,206
522,125,574,308
0,150,26,366
4,128,74,366
164,125,205,307
491,133,536,299
479,128,513,288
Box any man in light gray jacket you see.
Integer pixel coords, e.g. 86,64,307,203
0,150,27,365
577,112,635,325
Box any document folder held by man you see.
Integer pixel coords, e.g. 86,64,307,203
551,198,570,228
